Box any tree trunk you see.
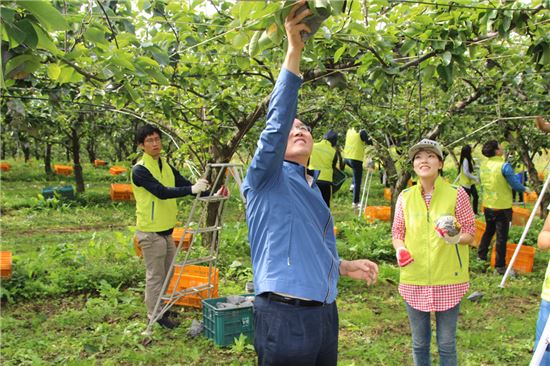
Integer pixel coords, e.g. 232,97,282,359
44,143,53,177
71,124,85,193
86,138,96,163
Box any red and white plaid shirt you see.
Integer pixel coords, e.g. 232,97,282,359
392,186,475,312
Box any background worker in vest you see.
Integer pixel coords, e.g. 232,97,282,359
478,140,530,274
343,127,370,209
392,139,475,366
535,203,550,366
242,4,379,364
308,129,341,207
132,124,217,329
458,144,479,215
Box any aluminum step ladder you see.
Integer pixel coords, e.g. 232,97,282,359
143,163,245,335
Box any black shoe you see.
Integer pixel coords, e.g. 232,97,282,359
157,315,179,329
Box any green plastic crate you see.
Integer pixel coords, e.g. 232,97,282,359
202,295,254,347
41,185,75,199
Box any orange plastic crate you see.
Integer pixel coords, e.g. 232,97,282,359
490,243,535,273
0,251,12,279
165,265,219,308
133,228,193,257
171,228,193,249
94,159,106,167
53,165,73,176
472,220,486,248
512,206,531,226
110,183,134,201
523,191,538,203
364,206,391,223
383,188,392,201
109,166,128,176
0,162,11,172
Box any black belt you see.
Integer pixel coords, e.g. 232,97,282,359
261,292,324,307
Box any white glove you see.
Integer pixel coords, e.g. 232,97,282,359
525,187,532,194
191,178,209,194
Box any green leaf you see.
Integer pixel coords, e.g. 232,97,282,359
248,31,261,58
441,51,452,66
0,7,16,23
31,23,61,55
421,65,435,84
19,1,68,31
47,63,61,80
334,45,346,63
124,82,140,102
400,39,416,56
111,51,136,71
84,27,107,44
5,54,41,78
232,32,249,49
146,46,170,65
57,66,75,84
15,19,38,48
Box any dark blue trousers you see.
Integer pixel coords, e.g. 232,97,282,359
344,158,363,204
253,295,338,366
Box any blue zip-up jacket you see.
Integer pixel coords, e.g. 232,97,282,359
242,68,340,303
501,163,527,192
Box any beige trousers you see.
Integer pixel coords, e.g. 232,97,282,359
135,230,176,317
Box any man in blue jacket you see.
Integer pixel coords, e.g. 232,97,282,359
242,2,379,365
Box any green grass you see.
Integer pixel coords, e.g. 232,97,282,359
0,159,547,365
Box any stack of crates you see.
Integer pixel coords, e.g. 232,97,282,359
165,265,219,308
109,166,128,176
0,251,12,279
53,165,73,176
94,159,106,167
202,294,255,347
41,185,75,200
0,162,11,172
472,220,488,248
512,206,530,226
363,206,391,223
490,243,536,273
110,183,133,201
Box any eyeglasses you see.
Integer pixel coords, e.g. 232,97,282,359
292,124,311,133
144,137,161,144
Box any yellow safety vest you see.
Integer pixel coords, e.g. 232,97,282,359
132,153,177,232
309,140,336,182
480,156,512,209
343,128,364,162
400,176,469,285
459,162,475,187
542,261,550,302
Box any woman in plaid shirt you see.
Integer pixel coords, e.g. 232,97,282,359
392,139,475,366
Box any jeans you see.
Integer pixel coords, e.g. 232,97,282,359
535,299,550,366
344,158,363,204
463,185,479,215
477,208,512,267
135,230,176,317
405,302,461,366
253,294,338,366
